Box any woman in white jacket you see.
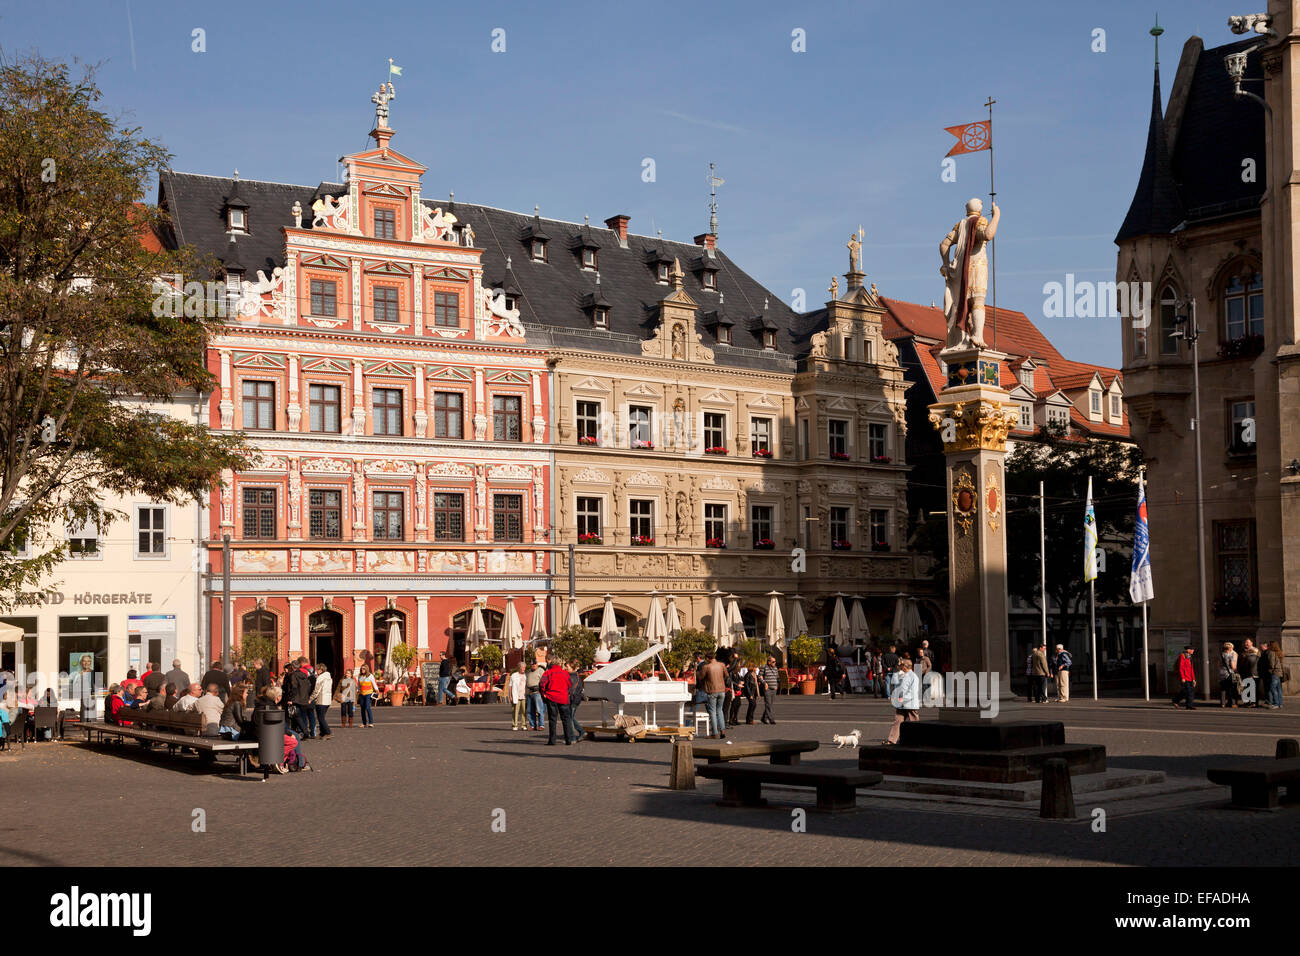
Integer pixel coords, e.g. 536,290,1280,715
885,658,920,744
309,663,334,740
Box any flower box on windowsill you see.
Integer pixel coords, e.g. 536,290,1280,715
706,538,726,549
872,541,891,553
871,455,892,464
578,436,598,446
631,440,655,449
1217,334,1265,360
1212,597,1258,617
830,451,850,461
630,535,655,546
753,539,775,550
831,540,853,551
578,533,603,545
705,447,729,456
752,448,773,458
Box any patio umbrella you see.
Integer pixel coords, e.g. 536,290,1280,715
892,593,922,645
644,591,667,647
709,590,729,646
501,597,523,652
598,594,619,649
829,594,850,649
384,617,405,684
563,598,580,631
849,595,871,644
0,621,22,643
528,599,548,644
664,594,683,641
467,600,488,657
788,595,808,639
765,591,786,651
725,594,744,648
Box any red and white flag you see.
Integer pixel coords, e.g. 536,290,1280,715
944,121,991,157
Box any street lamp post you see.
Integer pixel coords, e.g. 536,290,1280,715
1173,298,1211,697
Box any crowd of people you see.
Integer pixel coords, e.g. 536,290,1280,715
1173,640,1288,710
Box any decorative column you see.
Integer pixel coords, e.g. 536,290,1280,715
474,464,487,542
531,370,545,443
353,596,368,664
413,365,428,438
473,367,487,440
287,458,303,539
415,465,428,541
413,264,424,335
288,597,303,658
287,353,301,431
352,461,367,539
350,258,362,330
218,350,234,429
416,595,429,650
351,360,366,435
532,466,546,542
927,347,1019,706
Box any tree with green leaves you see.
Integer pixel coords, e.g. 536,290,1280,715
0,55,248,607
1003,426,1143,650
551,624,599,670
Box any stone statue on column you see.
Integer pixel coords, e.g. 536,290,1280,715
940,198,1000,350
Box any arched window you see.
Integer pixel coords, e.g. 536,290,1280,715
1158,286,1180,356
580,607,633,637
1223,270,1264,342
373,609,407,673
240,610,278,671
451,608,503,666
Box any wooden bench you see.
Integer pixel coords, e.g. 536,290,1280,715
691,739,819,765
79,711,258,776
696,762,883,812
1207,753,1300,810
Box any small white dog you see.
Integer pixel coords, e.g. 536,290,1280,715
832,730,861,749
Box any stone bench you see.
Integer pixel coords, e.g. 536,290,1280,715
1207,745,1300,810
691,739,819,765
696,762,883,812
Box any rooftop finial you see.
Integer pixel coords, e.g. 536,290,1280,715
707,163,724,236
1150,14,1163,67
233,168,239,181
534,205,540,217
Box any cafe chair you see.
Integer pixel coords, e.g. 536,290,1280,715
3,712,28,752
33,706,58,742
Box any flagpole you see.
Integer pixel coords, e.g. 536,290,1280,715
1141,599,1150,702
985,95,997,351
1090,578,1098,701
1087,475,1098,701
1039,480,1047,652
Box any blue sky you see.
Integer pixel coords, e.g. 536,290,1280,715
1,0,1250,366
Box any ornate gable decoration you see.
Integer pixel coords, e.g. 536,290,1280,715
487,464,533,480
828,480,854,496
299,253,350,270
364,459,417,477
232,352,287,369
573,468,611,484
570,376,611,394
486,370,529,384
427,266,473,281
429,461,474,478
302,357,352,374
698,388,733,407
363,260,413,276
701,476,736,490
364,360,415,376
301,457,352,474
625,471,662,486
625,382,662,399
746,393,781,411
428,366,472,382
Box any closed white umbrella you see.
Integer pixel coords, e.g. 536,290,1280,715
563,598,580,631
664,594,683,641
644,590,667,646
529,599,548,644
765,591,786,650
829,594,850,648
725,594,744,647
501,596,523,651
384,618,405,684
849,595,870,644
0,621,22,643
467,600,487,656
788,595,808,639
709,590,729,645
599,593,619,649
892,593,922,645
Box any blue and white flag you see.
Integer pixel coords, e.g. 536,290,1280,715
1130,474,1154,603
1084,476,1098,583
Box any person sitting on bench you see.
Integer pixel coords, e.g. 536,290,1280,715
104,685,131,725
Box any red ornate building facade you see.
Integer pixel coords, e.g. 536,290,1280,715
160,107,551,673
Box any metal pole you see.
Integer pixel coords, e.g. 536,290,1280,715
1039,480,1047,651
1190,304,1211,698
1141,600,1150,702
986,95,997,350
221,533,232,667
1090,579,1097,701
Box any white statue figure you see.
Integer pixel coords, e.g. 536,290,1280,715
461,221,475,246
482,287,523,336
372,81,395,129
939,198,1000,350
420,205,457,242
311,194,349,230
236,267,285,319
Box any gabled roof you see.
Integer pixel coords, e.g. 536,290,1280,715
157,169,803,370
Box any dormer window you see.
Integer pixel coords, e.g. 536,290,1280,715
582,248,598,270
657,263,670,283
593,307,609,329
504,295,517,312
228,208,246,233
373,207,396,240
1110,393,1123,420
719,325,732,345
1019,366,1034,388
531,239,548,262
763,330,776,350
1089,389,1102,418
702,270,717,290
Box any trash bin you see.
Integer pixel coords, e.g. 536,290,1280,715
253,706,284,768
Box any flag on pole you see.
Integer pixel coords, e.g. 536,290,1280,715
944,121,991,157
388,59,403,77
1084,477,1098,582
1130,475,1154,603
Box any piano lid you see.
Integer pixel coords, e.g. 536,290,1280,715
584,642,669,683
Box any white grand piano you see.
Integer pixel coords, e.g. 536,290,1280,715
582,642,691,734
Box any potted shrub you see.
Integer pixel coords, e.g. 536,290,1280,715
551,624,600,670
477,643,504,672
787,634,822,695
388,642,418,705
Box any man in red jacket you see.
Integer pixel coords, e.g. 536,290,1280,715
540,658,575,746
1174,646,1197,710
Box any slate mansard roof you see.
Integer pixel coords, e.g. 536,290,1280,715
157,171,804,372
